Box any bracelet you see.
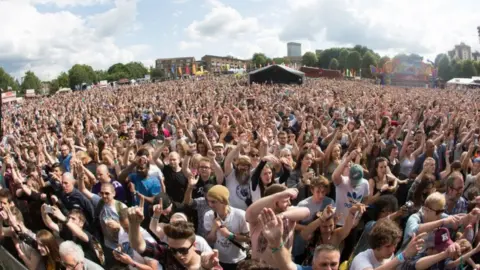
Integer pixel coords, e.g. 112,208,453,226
151,216,160,221
271,242,284,253
228,232,235,240
396,252,405,263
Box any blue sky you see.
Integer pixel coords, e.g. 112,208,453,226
1,0,480,80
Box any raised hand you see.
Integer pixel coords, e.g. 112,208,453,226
259,208,283,248
152,198,163,216
188,175,199,187
201,249,221,269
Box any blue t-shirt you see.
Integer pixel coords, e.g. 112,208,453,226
297,265,312,270
129,172,161,215
58,153,72,172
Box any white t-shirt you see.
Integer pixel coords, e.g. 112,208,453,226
118,227,163,270
225,170,261,210
335,175,369,225
148,164,164,182
350,249,393,270
203,207,250,264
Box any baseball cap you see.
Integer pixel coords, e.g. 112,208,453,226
349,164,364,182
213,143,224,149
434,227,454,252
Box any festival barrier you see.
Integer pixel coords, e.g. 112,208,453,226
0,246,28,270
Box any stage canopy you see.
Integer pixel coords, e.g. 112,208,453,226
249,65,305,85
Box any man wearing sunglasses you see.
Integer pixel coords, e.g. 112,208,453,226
128,197,221,270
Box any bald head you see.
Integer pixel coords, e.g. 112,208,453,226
61,172,76,193
96,164,110,182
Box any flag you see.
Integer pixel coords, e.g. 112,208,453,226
178,66,182,75
185,64,190,75
243,64,246,70
226,64,230,70
171,64,175,75
192,64,197,74
200,66,203,72
370,65,376,74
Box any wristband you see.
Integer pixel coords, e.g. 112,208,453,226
271,242,284,253
228,232,235,240
396,252,405,263
151,216,160,221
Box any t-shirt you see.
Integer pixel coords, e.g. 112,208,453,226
350,249,393,270
224,170,261,210
162,165,188,203
334,176,369,225
91,179,127,203
402,211,448,251
292,196,334,256
129,172,161,216
91,194,127,249
203,207,249,264
118,227,162,270
191,197,211,237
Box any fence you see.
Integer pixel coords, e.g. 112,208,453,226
0,246,27,270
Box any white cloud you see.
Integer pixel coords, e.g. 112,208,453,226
172,0,189,3
185,1,258,41
0,0,150,80
172,10,183,17
280,0,480,58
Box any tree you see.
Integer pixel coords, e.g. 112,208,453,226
302,52,318,67
68,64,94,89
378,56,391,69
57,72,69,88
338,49,350,70
434,54,448,67
450,59,462,78
317,48,342,68
346,51,362,72
460,60,478,78
95,70,108,81
151,68,165,79
437,55,451,80
328,58,339,70
21,71,42,93
124,62,148,79
252,53,267,67
361,51,378,78
0,67,19,91
50,79,60,94
475,62,480,76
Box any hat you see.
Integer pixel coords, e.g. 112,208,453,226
237,155,252,166
153,193,172,210
349,164,364,182
434,227,454,252
207,185,230,205
213,143,224,149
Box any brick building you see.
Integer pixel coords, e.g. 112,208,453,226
201,55,250,72
155,57,196,76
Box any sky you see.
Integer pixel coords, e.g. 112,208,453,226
1,0,480,81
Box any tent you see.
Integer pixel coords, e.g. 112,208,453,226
249,64,305,85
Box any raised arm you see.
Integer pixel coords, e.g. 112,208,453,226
332,150,357,186
245,188,298,224
224,143,242,176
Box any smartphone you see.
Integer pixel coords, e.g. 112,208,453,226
112,249,124,255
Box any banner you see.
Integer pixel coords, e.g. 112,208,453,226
192,64,197,74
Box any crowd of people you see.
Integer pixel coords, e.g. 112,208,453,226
1,76,480,270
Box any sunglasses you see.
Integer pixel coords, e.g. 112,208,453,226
169,242,194,255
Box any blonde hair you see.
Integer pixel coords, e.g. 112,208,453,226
425,192,446,210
